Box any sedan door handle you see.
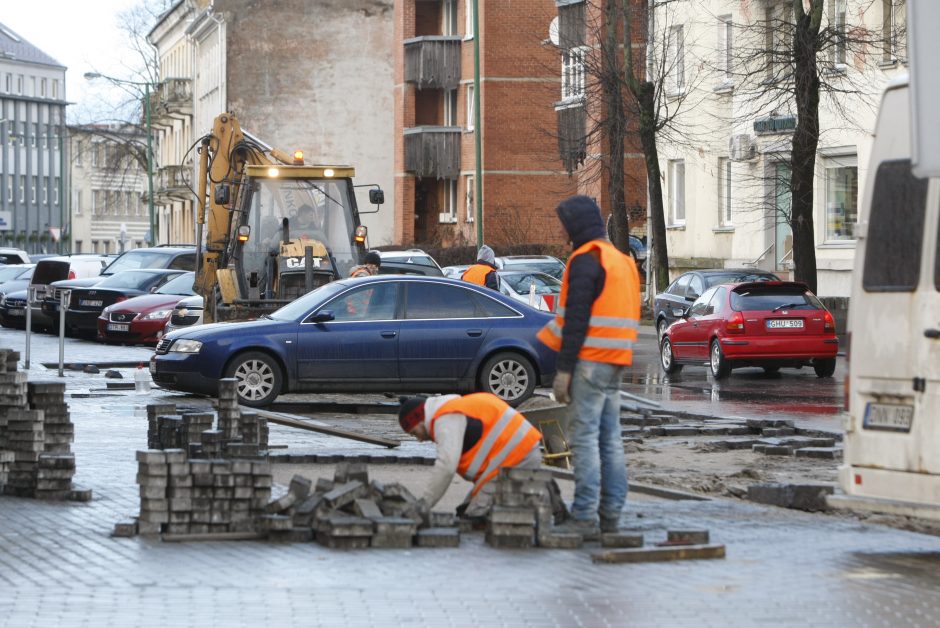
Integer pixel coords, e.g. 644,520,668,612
466,329,483,337
380,331,397,339
925,328,940,339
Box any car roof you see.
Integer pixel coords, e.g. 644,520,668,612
499,255,560,261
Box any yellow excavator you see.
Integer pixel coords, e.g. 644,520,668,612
193,113,383,323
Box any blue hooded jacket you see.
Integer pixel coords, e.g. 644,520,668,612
554,195,608,372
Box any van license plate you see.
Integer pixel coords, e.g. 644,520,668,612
767,319,804,329
107,323,129,332
863,403,914,432
80,300,103,307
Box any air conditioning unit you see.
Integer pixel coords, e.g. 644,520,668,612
729,134,757,162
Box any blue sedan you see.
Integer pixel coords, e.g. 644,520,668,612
151,275,557,407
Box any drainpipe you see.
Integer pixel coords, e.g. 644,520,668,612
472,0,483,249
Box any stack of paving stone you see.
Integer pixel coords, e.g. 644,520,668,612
35,453,76,500
132,449,273,536
2,409,45,497
29,382,73,455
263,462,459,549
0,449,11,486
145,400,268,458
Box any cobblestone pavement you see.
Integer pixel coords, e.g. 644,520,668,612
2,329,940,627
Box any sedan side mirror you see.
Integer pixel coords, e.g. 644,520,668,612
311,310,335,323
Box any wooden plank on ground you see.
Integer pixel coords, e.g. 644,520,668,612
591,543,726,564
245,406,401,449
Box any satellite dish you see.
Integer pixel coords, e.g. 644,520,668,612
549,17,559,46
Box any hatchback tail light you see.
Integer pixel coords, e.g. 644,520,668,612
726,311,745,334
68,270,75,279
823,310,835,332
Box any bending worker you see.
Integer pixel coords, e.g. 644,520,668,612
349,251,382,278
461,244,499,290
398,392,542,518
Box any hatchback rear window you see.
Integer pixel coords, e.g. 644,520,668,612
730,288,821,312
705,272,778,288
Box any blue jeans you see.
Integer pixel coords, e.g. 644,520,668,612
566,360,628,523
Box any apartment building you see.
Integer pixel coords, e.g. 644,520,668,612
653,0,907,297
0,23,67,254
395,0,580,248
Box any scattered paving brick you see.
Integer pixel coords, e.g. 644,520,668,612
794,447,844,460
747,483,835,512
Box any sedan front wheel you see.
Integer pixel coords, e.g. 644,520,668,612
479,352,536,407
224,351,283,407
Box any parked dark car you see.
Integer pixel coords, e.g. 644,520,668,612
653,269,780,339
151,275,557,407
43,246,196,330
97,272,196,345
659,281,838,379
377,250,444,276
0,264,35,302
65,269,189,338
0,290,30,329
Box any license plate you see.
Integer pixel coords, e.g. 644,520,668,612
107,323,129,332
766,319,804,329
149,360,156,374
8,308,24,316
863,402,915,432
80,300,103,307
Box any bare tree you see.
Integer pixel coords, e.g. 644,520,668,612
723,0,905,293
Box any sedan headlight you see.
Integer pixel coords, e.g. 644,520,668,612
141,309,172,321
170,339,203,353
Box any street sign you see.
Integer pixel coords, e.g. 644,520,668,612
909,0,940,177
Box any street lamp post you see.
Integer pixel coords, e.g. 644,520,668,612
84,72,156,247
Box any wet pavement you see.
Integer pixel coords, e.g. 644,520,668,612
2,327,940,627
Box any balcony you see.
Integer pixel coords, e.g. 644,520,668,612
147,78,193,127
154,164,191,203
404,126,462,179
404,36,462,90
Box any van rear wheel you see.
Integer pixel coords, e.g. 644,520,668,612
813,358,836,378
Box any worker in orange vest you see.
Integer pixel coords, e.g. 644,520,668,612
349,251,382,278
460,244,499,290
398,392,544,518
537,195,640,539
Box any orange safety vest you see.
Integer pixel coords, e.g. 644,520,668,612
537,239,640,365
461,263,493,287
428,393,542,496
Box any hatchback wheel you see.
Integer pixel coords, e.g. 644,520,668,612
660,337,682,374
479,352,536,407
657,318,669,341
813,358,836,378
224,351,282,407
709,340,731,379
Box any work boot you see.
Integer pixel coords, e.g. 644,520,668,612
600,516,621,534
553,518,600,541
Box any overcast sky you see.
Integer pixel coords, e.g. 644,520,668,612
4,0,150,121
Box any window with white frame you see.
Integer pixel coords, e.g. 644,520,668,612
832,0,847,66
718,157,733,226
668,26,685,94
561,46,587,101
466,84,475,131
441,179,457,223
445,89,457,126
824,155,858,241
882,0,907,63
465,0,474,38
765,3,792,81
75,190,82,215
717,15,733,84
465,175,474,223
668,159,686,225
442,0,457,35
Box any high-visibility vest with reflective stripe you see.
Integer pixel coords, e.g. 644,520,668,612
427,393,542,496
462,263,493,286
537,239,640,365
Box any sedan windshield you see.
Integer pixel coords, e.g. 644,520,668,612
267,281,348,321
155,272,196,296
731,288,821,311
95,271,173,290
104,251,177,275
500,272,560,295
505,262,563,279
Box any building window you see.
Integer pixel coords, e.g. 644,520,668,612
445,89,457,126
466,84,475,131
53,178,59,205
76,190,83,215
465,0,475,38
18,176,25,203
91,190,99,215
92,240,99,254
52,80,58,99
832,0,847,66
765,3,792,81
824,155,858,241
42,181,47,204
668,159,686,225
882,0,907,63
4,74,10,93
30,123,37,147
40,78,46,97
719,157,733,226
74,240,82,254
465,175,474,223
718,15,733,84
75,140,83,166
442,0,457,36
16,75,23,94
30,177,36,204
91,144,98,167
668,26,685,95
440,179,458,223
561,46,587,101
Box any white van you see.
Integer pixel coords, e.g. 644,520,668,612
831,78,940,519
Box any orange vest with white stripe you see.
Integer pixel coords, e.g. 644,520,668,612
461,263,493,287
428,393,542,496
537,239,640,365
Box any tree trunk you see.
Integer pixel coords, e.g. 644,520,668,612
636,81,669,292
605,0,630,253
788,2,822,294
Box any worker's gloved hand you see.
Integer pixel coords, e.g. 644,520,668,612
552,371,572,405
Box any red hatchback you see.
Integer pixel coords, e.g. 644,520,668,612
659,281,838,379
96,272,196,345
